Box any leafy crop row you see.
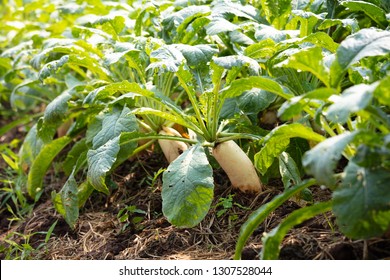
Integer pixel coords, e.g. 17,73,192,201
1,0,389,259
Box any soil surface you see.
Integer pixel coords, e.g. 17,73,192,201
1,122,390,260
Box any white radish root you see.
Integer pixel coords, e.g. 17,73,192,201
158,126,188,163
212,140,262,193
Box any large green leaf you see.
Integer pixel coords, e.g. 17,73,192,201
333,161,390,239
326,83,377,124
330,28,390,88
255,123,325,175
303,132,358,186
27,136,73,200
162,145,214,228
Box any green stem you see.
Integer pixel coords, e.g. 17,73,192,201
120,134,198,147
217,132,262,143
177,72,211,141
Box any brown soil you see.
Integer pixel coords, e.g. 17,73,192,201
1,124,390,260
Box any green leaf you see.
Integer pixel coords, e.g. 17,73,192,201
43,90,72,125
39,54,110,81
244,39,276,60
326,83,377,124
234,179,317,259
341,1,388,29
175,44,218,66
83,81,152,105
206,17,238,35
87,107,138,193
19,124,44,168
213,55,260,76
103,43,139,66
132,107,200,134
220,76,290,100
255,124,325,175
288,10,326,37
318,18,360,34
278,88,337,121
162,145,214,228
330,28,390,88
230,88,277,117
91,106,138,149
60,171,79,228
63,139,88,176
261,201,332,259
279,152,301,189
162,5,210,40
211,0,258,20
300,32,339,53
303,132,358,186
260,0,292,29
333,161,390,239
255,24,299,42
27,136,73,200
374,76,390,106
146,45,185,73
87,137,120,194
276,46,330,87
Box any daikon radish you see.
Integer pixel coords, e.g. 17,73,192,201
158,126,188,163
212,140,261,193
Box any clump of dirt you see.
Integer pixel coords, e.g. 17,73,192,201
1,148,390,260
